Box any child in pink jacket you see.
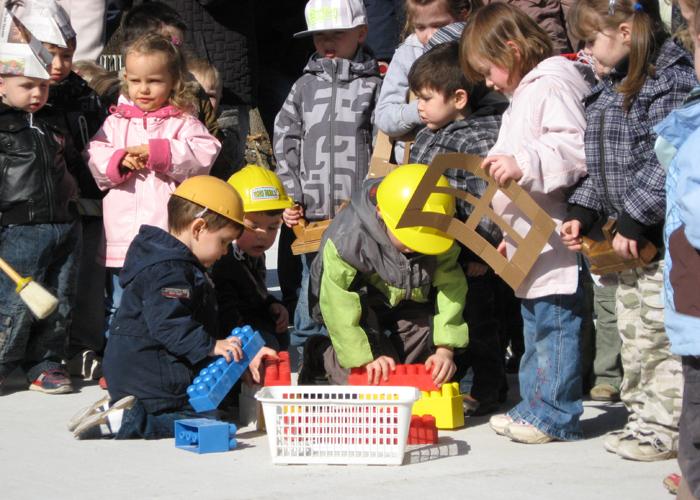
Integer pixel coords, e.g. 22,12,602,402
461,3,594,444
86,33,221,340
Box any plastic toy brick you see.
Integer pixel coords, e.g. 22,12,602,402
186,325,264,412
408,415,438,445
263,351,291,386
411,382,464,429
348,364,439,392
174,418,237,454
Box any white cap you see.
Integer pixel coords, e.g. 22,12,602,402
294,0,367,38
0,6,52,79
13,0,75,48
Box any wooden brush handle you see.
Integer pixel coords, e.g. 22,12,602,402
0,257,23,284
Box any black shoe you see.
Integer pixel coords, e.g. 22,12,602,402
298,335,331,385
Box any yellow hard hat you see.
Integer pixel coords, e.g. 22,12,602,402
227,165,293,213
376,164,456,255
172,175,244,225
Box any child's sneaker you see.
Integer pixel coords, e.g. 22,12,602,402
616,435,677,462
66,349,102,380
67,395,110,432
73,395,136,439
603,428,637,453
489,413,514,435
663,473,681,495
505,420,555,444
29,367,74,394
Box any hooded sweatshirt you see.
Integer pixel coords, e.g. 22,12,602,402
309,179,468,369
655,87,700,355
103,225,218,414
274,46,382,221
488,56,595,299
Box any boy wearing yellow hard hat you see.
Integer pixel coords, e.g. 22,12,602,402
304,164,468,385
212,165,294,382
73,176,246,439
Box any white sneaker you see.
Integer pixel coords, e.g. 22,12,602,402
72,395,136,439
67,395,110,432
489,414,514,435
505,420,555,444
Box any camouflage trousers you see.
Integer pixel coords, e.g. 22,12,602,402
616,261,683,450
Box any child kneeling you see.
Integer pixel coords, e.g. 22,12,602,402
304,164,468,386
70,176,245,439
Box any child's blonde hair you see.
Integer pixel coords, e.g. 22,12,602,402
569,0,668,110
187,57,222,101
460,3,553,85
402,0,481,39
121,33,196,112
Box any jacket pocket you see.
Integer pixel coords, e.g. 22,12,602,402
669,225,700,318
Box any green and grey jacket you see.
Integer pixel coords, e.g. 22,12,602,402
273,47,382,221
309,179,468,368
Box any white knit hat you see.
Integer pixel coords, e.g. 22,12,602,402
294,0,367,38
0,5,52,79
13,0,75,48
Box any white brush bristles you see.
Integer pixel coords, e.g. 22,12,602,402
19,280,58,319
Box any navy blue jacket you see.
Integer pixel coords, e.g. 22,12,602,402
103,225,217,414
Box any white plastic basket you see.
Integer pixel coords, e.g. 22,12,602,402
255,385,421,465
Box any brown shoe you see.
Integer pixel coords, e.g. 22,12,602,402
590,383,620,402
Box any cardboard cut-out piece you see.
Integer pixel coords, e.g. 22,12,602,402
395,152,556,291
0,3,52,79
581,219,658,274
12,0,76,48
290,202,349,255
368,130,396,180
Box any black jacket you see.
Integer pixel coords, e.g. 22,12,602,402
103,225,218,414
38,72,108,205
0,103,78,225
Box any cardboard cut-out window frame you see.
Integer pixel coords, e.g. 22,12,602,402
395,152,556,291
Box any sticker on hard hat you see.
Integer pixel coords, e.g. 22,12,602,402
251,186,280,200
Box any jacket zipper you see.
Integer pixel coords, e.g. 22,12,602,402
31,117,54,221
143,112,148,130
329,61,337,219
598,106,614,214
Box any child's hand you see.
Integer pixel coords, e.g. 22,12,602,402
126,144,149,159
243,347,278,385
268,303,289,334
497,239,507,258
282,206,304,227
612,232,639,260
210,337,243,363
120,153,146,171
560,220,583,252
425,347,456,386
482,155,523,186
363,355,396,385
466,262,488,277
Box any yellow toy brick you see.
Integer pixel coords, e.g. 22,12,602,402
411,382,464,429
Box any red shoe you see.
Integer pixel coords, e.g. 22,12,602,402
663,473,681,495
98,376,108,390
29,368,74,394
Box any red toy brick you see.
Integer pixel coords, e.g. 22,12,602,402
348,364,439,392
263,351,291,386
407,415,438,445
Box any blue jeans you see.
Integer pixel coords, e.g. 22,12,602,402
290,253,327,347
103,267,123,338
116,400,200,440
0,221,81,380
508,285,584,441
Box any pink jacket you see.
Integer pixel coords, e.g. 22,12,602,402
489,56,594,299
86,97,221,267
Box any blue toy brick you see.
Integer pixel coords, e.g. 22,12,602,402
186,325,264,412
174,418,238,454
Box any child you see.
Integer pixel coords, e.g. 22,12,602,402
86,33,221,343
304,164,468,386
188,57,222,115
70,176,245,439
461,3,595,444
0,14,79,394
212,165,292,380
20,0,109,377
655,3,700,488
375,0,476,163
407,42,506,414
274,0,382,357
561,0,695,461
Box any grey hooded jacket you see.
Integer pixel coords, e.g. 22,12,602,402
273,47,382,221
